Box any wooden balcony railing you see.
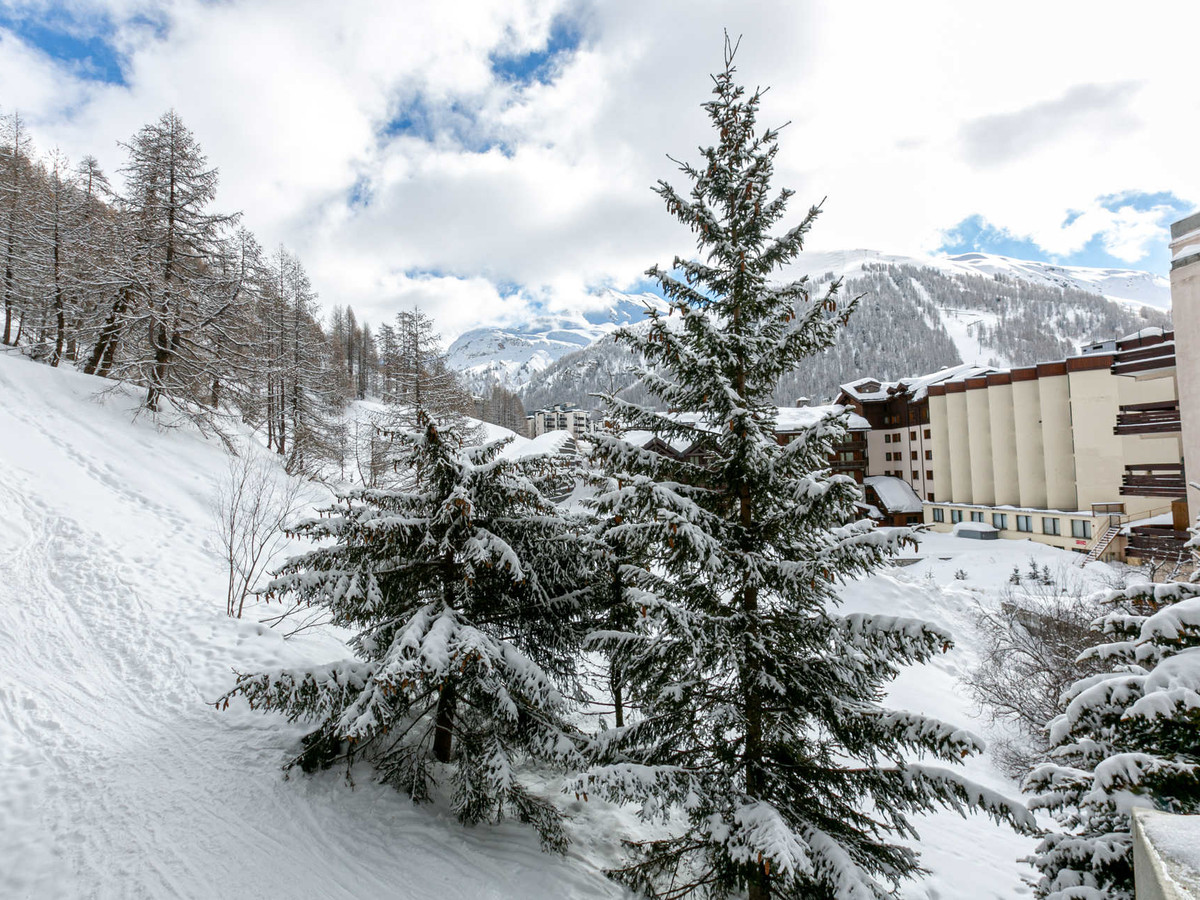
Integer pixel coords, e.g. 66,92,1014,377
1111,341,1176,377
1114,400,1182,436
1120,463,1187,498
1126,525,1192,562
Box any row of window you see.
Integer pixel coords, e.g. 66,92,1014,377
930,508,1093,539
884,450,934,462
882,429,934,443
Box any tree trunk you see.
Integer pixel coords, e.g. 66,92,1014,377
432,680,456,763
433,551,457,763
84,288,129,377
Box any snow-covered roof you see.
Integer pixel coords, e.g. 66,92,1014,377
637,406,869,439
774,404,870,432
1118,326,1164,343
953,521,997,534
840,363,995,404
621,429,693,453
497,429,576,461
863,476,923,514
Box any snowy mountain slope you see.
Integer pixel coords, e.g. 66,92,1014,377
0,355,623,900
793,249,1170,309
446,290,668,391
0,353,1136,899
516,251,1169,409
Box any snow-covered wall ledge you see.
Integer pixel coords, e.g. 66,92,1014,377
1133,809,1200,899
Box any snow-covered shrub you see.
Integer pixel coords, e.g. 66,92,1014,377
1024,581,1200,899
212,451,307,618
967,573,1107,776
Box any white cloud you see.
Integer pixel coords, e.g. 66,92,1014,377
2,0,1198,340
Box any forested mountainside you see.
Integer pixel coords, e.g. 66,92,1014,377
519,260,1171,411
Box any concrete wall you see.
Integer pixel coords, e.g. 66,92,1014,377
1011,378,1047,509
930,392,952,501
1038,372,1078,511
1132,808,1200,900
947,390,973,504
966,387,995,505
1171,212,1200,524
988,381,1020,506
1069,367,1124,510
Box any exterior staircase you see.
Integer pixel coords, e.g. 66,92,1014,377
1083,524,1122,564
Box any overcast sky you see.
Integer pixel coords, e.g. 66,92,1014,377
2,0,1197,339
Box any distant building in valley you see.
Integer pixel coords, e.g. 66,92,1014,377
526,403,591,439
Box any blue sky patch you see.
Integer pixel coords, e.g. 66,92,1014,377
382,95,510,156
937,191,1197,274
0,7,126,84
489,16,582,86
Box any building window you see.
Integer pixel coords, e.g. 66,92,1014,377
933,508,944,523
992,513,1008,530
912,470,919,481
951,509,963,524
925,450,932,460
970,511,984,523
1016,515,1032,532
1071,520,1092,540
925,470,934,480
910,431,916,441
923,429,931,439
1043,517,1061,536
927,492,935,502
910,451,918,460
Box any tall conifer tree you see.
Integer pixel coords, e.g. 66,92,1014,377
572,39,1036,899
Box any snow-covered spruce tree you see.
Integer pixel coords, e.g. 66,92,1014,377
223,416,587,850
1024,577,1200,900
571,40,1037,900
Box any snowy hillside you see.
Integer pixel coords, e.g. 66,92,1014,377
0,352,1140,899
793,249,1171,310
447,290,668,391
0,356,619,900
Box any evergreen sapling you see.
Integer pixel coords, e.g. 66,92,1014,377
224,415,587,850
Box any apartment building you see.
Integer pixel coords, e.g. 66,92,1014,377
837,365,993,503
922,337,1185,558
526,403,591,439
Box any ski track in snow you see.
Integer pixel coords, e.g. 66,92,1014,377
0,356,623,900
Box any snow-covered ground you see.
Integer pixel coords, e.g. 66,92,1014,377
0,353,1127,899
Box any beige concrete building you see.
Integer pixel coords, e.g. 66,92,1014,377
1171,211,1200,521
526,403,590,439
924,337,1185,560
838,365,992,504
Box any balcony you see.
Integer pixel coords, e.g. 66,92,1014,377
1120,463,1187,498
1111,339,1176,377
1114,400,1182,436
1126,525,1192,563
